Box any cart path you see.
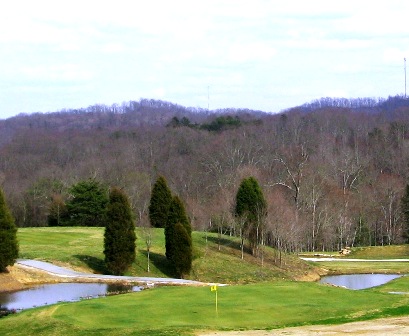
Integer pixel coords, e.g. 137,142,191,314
16,259,216,286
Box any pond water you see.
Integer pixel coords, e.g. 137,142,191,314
0,283,141,311
320,273,403,290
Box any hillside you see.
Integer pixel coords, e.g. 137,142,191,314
12,227,322,286
1,96,409,255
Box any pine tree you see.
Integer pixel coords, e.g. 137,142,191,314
172,223,192,278
65,179,108,227
0,188,19,272
165,195,191,261
149,176,172,228
235,177,267,256
104,187,136,275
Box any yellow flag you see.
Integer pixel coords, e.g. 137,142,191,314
211,285,217,291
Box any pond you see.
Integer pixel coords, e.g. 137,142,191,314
320,273,403,290
0,283,141,311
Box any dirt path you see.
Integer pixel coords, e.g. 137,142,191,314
198,316,409,335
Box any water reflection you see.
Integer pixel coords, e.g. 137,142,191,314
320,274,402,290
0,283,141,311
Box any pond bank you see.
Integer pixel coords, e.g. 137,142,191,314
0,259,217,294
0,264,62,293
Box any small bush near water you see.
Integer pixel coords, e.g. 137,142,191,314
0,306,16,318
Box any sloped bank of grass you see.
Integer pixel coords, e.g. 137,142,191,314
313,260,409,275
1,281,409,336
17,227,320,284
370,273,409,294
301,245,409,275
300,245,409,260
350,245,409,259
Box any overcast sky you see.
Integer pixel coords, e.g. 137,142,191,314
1,0,408,119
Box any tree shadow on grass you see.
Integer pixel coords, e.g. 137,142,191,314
206,236,251,254
74,255,109,275
139,251,178,278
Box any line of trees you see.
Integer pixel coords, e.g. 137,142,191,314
43,176,194,278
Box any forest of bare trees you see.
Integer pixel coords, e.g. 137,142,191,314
1,95,409,253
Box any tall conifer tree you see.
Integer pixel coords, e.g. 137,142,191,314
104,187,136,275
165,195,191,262
0,188,18,272
164,195,192,277
235,176,267,255
172,223,192,278
149,176,172,228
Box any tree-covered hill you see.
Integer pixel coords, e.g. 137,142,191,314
1,95,409,253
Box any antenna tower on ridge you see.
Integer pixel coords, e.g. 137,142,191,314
207,85,210,111
405,58,407,98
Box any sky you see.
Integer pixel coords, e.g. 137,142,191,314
1,0,409,119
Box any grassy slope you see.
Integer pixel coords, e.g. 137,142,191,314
351,245,409,259
305,245,409,275
17,227,318,283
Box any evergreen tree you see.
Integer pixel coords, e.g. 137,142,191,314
401,183,409,242
0,188,19,272
235,177,267,255
65,179,108,226
165,195,191,261
172,223,192,278
149,176,172,228
104,187,136,275
47,194,68,226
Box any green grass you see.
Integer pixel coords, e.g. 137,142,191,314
314,261,409,275
302,245,409,275
17,227,317,283
11,227,409,335
369,274,409,294
300,245,409,260
350,245,409,259
1,281,409,335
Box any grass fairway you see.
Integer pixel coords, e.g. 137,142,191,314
304,245,409,275
9,227,409,335
1,281,409,335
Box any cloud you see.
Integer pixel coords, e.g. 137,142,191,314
20,64,94,82
383,48,409,64
1,0,409,118
227,42,277,63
